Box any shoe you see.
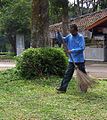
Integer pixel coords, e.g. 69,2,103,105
56,88,66,94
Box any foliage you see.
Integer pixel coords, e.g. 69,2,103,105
0,0,106,32
68,0,107,17
99,0,107,9
0,69,107,119
49,0,69,24
16,48,67,79
0,0,31,54
0,0,69,31
0,0,31,34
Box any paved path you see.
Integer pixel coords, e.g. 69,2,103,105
86,63,107,79
0,60,15,71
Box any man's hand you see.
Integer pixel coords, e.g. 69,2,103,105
64,50,72,54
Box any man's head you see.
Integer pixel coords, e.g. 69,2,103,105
69,24,78,36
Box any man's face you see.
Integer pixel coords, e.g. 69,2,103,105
70,28,78,36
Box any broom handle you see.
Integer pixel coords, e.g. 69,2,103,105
62,38,77,68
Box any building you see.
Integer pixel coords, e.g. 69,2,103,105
50,8,107,61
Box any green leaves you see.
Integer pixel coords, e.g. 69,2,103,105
49,0,69,24
16,48,67,79
0,0,31,34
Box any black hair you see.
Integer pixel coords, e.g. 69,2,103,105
70,24,78,31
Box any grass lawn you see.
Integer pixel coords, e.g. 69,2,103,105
0,69,107,120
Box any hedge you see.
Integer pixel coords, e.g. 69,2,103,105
16,48,67,79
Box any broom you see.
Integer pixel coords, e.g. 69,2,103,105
62,39,96,92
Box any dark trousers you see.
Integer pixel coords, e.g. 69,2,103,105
59,62,86,91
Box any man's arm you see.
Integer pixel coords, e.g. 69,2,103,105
62,34,71,53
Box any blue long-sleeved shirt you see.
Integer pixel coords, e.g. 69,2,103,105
64,33,85,63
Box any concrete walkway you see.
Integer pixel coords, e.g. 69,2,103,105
0,60,15,71
86,62,107,79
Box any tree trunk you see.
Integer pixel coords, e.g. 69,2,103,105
31,0,49,48
81,0,84,15
7,34,16,55
62,0,69,36
76,0,81,16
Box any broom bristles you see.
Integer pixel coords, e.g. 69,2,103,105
76,68,96,92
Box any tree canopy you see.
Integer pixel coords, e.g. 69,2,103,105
0,0,31,35
0,0,107,50
0,0,31,54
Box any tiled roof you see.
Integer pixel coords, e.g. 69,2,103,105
50,8,107,31
70,8,107,31
49,22,62,29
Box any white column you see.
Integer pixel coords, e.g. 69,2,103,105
16,34,25,56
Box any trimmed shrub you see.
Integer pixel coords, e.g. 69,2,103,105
16,48,67,79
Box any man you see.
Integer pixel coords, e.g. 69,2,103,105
55,28,63,47
49,28,56,47
57,24,87,93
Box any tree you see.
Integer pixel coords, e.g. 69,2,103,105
31,0,49,48
49,0,68,24
73,0,104,15
99,0,107,9
61,0,69,36
49,0,69,35
0,0,31,54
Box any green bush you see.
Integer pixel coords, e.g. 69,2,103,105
16,48,67,79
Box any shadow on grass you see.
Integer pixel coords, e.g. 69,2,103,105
27,75,62,88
